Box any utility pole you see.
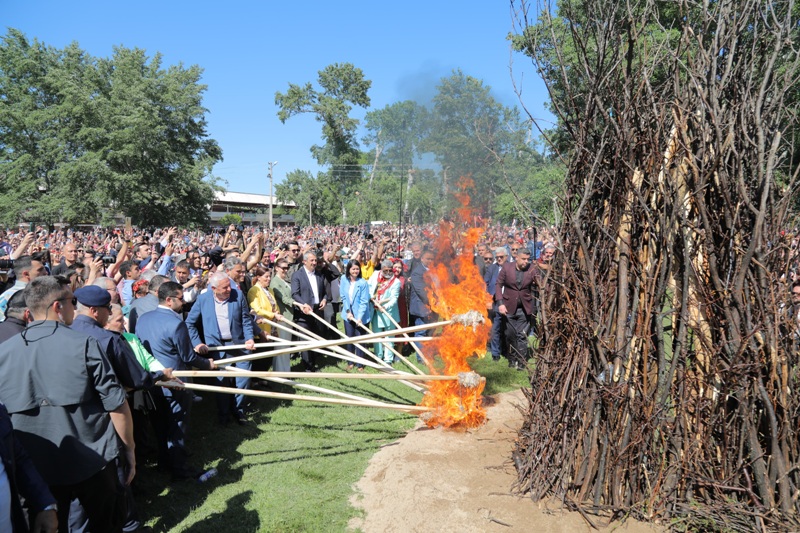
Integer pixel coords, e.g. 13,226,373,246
268,161,278,230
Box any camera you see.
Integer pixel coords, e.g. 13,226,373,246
279,243,288,251
0,259,13,270
102,256,115,266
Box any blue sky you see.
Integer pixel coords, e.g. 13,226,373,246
4,1,551,194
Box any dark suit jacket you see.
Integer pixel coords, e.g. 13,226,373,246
0,316,26,345
71,314,153,389
128,293,158,334
495,262,539,315
291,268,327,308
484,262,501,299
136,307,213,371
408,266,431,318
0,402,55,533
185,288,254,347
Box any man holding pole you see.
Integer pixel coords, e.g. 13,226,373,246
186,272,255,425
136,282,217,481
291,251,327,372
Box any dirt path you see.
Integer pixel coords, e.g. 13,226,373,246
349,389,661,533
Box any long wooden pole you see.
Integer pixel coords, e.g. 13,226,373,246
265,318,396,368
374,305,433,368
213,328,438,366
206,339,311,352
218,367,405,406
265,316,426,393
163,381,430,413
262,317,423,380
174,370,457,381
293,302,382,368
209,335,433,353
356,321,426,376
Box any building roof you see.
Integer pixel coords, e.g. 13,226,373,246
213,190,295,207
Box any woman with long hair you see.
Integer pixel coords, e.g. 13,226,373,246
339,259,373,371
248,265,290,372
269,259,295,370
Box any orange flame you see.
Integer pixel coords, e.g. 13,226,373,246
418,177,492,428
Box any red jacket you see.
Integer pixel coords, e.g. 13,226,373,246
495,261,539,315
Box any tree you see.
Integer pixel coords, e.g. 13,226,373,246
218,213,241,227
424,70,534,218
0,29,222,227
275,63,371,222
275,170,338,226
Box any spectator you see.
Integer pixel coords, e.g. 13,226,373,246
0,256,47,321
136,282,216,481
291,251,328,372
0,276,134,531
340,259,372,370
186,272,256,425
369,260,401,364
0,290,30,344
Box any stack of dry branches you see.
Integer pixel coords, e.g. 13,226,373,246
511,0,800,530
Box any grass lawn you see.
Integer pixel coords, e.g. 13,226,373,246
137,353,529,532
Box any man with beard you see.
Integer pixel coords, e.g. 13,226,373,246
495,249,539,370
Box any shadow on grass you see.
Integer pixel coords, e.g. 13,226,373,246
183,491,260,533
137,376,286,532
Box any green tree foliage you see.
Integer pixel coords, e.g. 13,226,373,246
274,64,562,226
0,29,221,227
363,100,428,168
218,213,242,227
424,70,532,216
275,63,371,222
275,169,339,226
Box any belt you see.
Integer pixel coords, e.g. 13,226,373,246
221,338,233,342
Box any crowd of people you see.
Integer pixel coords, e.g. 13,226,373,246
0,220,556,532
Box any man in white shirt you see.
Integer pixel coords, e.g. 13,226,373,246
291,252,328,372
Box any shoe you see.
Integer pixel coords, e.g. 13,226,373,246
192,394,203,403
171,467,203,482
492,357,501,362
234,410,248,426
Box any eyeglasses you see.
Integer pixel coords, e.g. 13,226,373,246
275,265,288,270
289,248,300,253
496,255,507,259
170,294,184,301
793,291,800,296
483,256,494,261
51,296,77,308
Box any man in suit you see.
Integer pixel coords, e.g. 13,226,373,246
483,248,505,362
127,275,168,334
495,248,539,370
136,282,216,481
291,251,327,372
408,250,437,362
186,272,255,424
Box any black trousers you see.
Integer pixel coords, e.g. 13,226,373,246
51,460,125,533
294,304,324,369
504,307,532,366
